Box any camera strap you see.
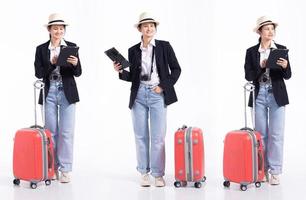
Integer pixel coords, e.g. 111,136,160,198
149,46,155,75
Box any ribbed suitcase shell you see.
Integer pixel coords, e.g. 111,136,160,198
13,127,54,185
174,127,205,188
223,129,264,188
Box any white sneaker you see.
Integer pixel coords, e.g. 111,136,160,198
270,174,280,185
140,174,150,187
155,177,165,187
60,172,71,183
52,170,60,180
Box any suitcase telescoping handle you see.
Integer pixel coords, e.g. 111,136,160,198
33,80,45,128
243,82,256,130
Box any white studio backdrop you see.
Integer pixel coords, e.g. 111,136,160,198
0,0,305,184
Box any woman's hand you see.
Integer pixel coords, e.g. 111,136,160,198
67,55,78,66
260,59,267,68
153,86,163,94
113,62,123,73
51,55,58,65
277,58,288,69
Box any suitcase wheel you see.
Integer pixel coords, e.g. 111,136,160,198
201,176,206,182
30,182,37,189
223,181,230,187
174,181,181,188
45,179,51,186
181,181,187,187
255,182,261,188
240,184,247,191
13,179,20,186
194,182,202,188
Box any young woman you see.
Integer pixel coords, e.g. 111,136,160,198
34,13,82,183
114,12,181,187
244,16,291,185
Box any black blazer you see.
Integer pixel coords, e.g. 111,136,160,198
244,43,291,107
34,40,82,104
119,40,181,109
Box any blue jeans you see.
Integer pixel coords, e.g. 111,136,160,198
131,84,167,177
255,84,285,175
45,81,76,172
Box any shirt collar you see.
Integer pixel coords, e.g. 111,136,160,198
48,39,67,50
140,38,156,50
258,41,277,53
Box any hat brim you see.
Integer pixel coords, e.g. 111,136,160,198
254,22,278,33
45,22,69,27
134,20,159,28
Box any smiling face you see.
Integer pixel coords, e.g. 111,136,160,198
138,22,156,39
258,24,275,41
48,25,65,40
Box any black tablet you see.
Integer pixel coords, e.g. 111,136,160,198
266,49,289,69
104,47,131,69
56,46,79,67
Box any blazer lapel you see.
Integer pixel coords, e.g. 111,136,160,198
42,41,51,64
255,43,261,69
134,43,142,72
154,40,162,70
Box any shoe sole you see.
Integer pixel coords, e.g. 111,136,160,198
141,185,150,187
60,180,70,183
155,185,165,187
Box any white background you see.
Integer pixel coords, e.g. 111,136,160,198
0,0,305,199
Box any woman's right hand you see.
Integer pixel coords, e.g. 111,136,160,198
260,59,267,68
51,55,58,65
113,62,123,73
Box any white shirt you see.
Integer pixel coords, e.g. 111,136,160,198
48,39,67,76
258,41,277,82
140,39,160,86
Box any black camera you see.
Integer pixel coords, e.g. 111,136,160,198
262,74,269,82
140,74,151,81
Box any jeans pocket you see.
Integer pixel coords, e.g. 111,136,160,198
151,89,163,96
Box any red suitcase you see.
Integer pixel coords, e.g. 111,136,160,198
223,83,264,191
174,126,206,188
13,80,54,189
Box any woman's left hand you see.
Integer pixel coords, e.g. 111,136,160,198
67,55,78,66
277,58,288,69
153,86,163,94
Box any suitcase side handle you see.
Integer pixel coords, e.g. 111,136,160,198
48,146,54,170
258,149,264,175
30,125,44,129
177,125,188,130
240,127,253,131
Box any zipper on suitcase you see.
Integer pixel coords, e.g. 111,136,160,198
30,128,48,182
246,130,258,183
184,127,194,181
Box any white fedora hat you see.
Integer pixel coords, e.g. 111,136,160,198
134,12,159,28
45,13,69,27
253,16,278,33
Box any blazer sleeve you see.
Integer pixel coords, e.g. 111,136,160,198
60,57,82,77
118,48,133,82
281,61,291,80
165,42,181,86
60,44,82,77
280,49,291,80
34,46,55,79
244,48,265,81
